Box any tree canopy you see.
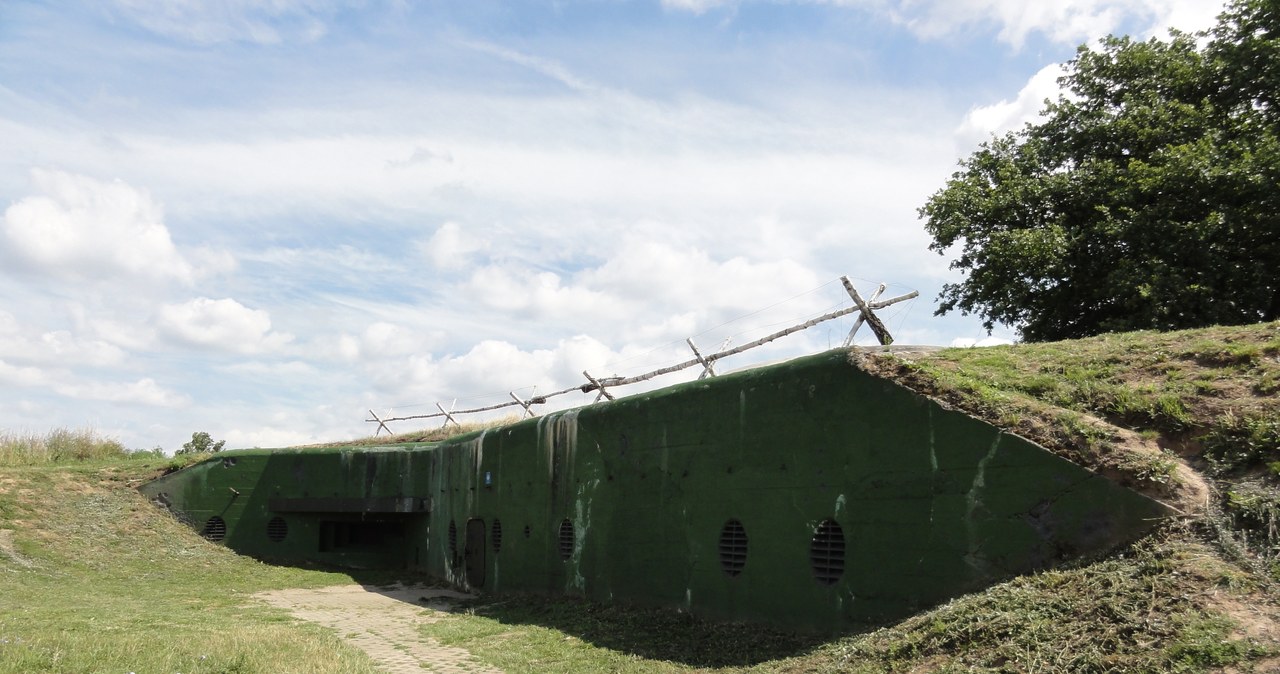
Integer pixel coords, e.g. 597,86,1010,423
922,0,1280,341
178,431,225,455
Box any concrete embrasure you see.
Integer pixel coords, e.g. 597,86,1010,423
255,583,500,674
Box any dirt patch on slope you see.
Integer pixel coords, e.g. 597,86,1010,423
852,349,1213,515
0,529,34,568
256,583,501,674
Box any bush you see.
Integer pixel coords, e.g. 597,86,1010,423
177,431,225,455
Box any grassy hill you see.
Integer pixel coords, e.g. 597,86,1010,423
0,453,388,673
2,322,1279,673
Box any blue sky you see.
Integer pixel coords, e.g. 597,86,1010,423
0,0,1225,450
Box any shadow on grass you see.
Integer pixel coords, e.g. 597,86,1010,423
265,565,839,667
337,569,837,669
457,593,834,667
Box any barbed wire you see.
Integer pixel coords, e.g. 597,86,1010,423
365,276,918,433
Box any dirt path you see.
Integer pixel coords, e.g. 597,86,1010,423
256,583,501,674
0,529,34,568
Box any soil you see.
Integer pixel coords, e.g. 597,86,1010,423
255,583,501,674
0,529,33,568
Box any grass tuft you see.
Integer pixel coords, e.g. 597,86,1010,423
827,528,1274,673
0,428,131,466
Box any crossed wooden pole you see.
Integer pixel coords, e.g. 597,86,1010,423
841,278,894,346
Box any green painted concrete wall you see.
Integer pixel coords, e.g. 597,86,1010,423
141,349,1171,630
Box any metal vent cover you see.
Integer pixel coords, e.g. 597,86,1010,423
201,516,227,542
810,519,845,585
266,516,287,543
558,518,574,560
718,519,748,577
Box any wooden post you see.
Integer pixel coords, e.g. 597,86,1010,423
582,370,615,402
843,282,886,347
509,392,535,418
841,276,893,346
687,338,716,379
368,409,392,437
436,401,459,428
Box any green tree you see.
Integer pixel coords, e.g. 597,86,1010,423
178,431,225,455
922,0,1280,341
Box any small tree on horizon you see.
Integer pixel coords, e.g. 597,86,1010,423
178,431,225,455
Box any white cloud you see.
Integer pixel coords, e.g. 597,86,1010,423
108,0,358,45
0,356,186,407
241,245,389,274
0,330,127,368
583,240,821,318
157,297,293,354
223,425,320,449
54,377,189,407
302,321,444,365
369,334,623,410
419,222,489,271
1,169,205,284
460,266,613,319
357,322,430,359
662,0,1224,47
957,63,1065,147
459,41,602,94
890,0,1128,47
0,359,50,387
448,240,826,350
220,360,318,378
952,1,1223,145
660,0,734,14
85,317,157,352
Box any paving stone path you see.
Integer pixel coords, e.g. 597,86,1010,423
256,583,502,674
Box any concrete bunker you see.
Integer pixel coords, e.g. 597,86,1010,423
141,348,1172,630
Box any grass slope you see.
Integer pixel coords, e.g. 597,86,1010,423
0,457,384,674
856,321,1280,565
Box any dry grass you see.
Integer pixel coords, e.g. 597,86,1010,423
308,415,522,448
0,428,133,466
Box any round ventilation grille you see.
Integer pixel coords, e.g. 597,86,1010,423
201,516,226,542
718,519,748,577
558,518,574,560
266,516,287,543
492,519,503,554
810,519,845,585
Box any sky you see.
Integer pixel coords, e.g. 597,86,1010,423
0,0,1226,451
